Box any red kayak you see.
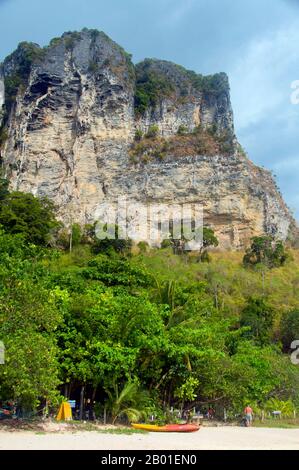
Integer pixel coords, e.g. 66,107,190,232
132,423,200,432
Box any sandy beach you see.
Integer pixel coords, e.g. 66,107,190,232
1,427,299,450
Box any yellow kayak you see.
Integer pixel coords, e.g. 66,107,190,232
132,423,200,432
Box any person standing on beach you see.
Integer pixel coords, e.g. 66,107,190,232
244,405,253,426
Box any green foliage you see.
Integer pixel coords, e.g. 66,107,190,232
207,123,218,136
280,309,299,350
63,31,82,50
174,376,199,401
0,128,8,147
91,224,132,255
137,241,149,253
3,42,44,116
264,398,295,417
0,230,63,409
230,341,299,408
145,125,159,139
129,137,169,163
0,173,9,201
196,72,229,96
49,37,62,48
83,254,152,287
134,129,143,141
106,381,149,424
177,125,188,135
88,61,99,73
161,239,172,249
0,195,298,418
199,249,211,263
134,60,229,116
0,331,60,409
135,61,175,115
71,223,82,247
240,297,275,345
167,227,218,257
129,123,233,163
237,143,247,157
244,236,288,269
202,227,219,250
0,191,58,245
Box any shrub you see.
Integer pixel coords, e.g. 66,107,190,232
0,127,8,147
92,223,132,255
71,223,82,247
49,37,62,48
134,89,151,115
146,125,159,139
198,249,211,263
264,398,295,417
3,42,45,118
137,241,149,253
134,129,143,141
243,236,288,269
88,61,99,73
207,123,218,136
83,254,152,286
240,297,275,345
202,227,219,251
280,310,299,351
0,191,58,245
63,32,82,51
0,173,9,201
134,61,175,115
177,125,188,135
161,239,172,249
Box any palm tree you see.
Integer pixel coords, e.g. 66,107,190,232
106,381,149,424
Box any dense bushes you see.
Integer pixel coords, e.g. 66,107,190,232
0,185,298,419
0,191,58,245
244,236,289,268
3,42,45,118
134,59,230,116
129,125,234,164
0,220,298,418
134,60,175,115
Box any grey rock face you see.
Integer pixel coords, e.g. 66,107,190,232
0,29,296,248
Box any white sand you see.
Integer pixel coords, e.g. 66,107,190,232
1,427,299,450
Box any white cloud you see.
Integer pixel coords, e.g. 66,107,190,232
229,21,299,131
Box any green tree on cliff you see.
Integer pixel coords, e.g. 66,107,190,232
0,191,58,245
243,236,288,269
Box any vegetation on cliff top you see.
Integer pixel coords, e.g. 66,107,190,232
134,58,229,115
129,124,234,162
2,42,44,119
0,30,229,150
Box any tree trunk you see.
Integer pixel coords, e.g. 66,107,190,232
79,384,85,421
262,270,265,295
69,227,73,253
214,289,219,310
91,386,97,402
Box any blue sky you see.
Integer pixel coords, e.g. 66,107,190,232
0,0,299,218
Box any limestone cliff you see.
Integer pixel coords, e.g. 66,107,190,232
0,29,296,248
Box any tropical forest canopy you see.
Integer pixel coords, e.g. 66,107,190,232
0,186,299,422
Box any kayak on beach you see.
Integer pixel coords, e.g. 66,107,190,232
131,423,200,432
